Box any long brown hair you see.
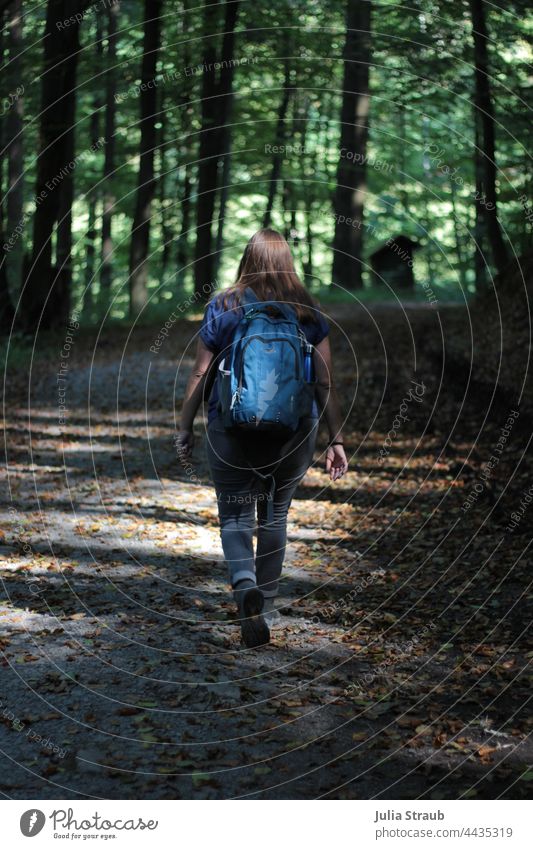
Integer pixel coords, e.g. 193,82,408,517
221,229,319,322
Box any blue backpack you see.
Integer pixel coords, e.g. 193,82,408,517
217,288,314,434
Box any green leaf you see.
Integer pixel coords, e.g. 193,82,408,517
192,772,211,786
519,769,533,781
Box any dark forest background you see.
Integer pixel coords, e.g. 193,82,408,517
0,0,531,335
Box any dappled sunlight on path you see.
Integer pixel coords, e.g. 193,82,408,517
1,307,530,799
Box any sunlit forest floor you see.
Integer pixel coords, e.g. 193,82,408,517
1,301,531,799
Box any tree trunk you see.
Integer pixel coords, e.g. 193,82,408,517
100,1,118,307
299,100,315,285
521,161,532,253
422,199,435,289
213,0,239,280
470,0,508,275
5,0,24,298
332,0,371,289
398,105,410,220
0,213,15,332
21,0,91,332
192,0,219,297
0,9,15,332
473,111,488,291
193,0,240,298
56,80,75,314
262,47,292,230
321,90,334,182
282,178,294,242
83,14,103,317
303,205,314,286
421,117,435,290
175,0,193,290
128,0,162,317
283,92,302,246
176,161,192,288
213,145,231,281
449,175,467,290
157,104,172,288
213,95,235,281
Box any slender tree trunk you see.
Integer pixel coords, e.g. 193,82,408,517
83,14,103,316
214,146,231,280
214,103,235,280
100,1,118,307
262,49,292,230
84,176,98,314
176,162,192,287
332,0,371,289
193,0,220,296
193,0,240,298
56,85,75,314
157,103,172,288
282,179,293,242
0,211,15,331
470,0,508,275
473,112,488,291
398,105,410,220
213,1,239,280
522,161,533,253
321,91,334,181
299,100,315,284
21,0,90,332
449,175,467,290
419,116,435,291
128,0,162,317
422,199,435,289
0,9,15,331
283,92,301,245
5,0,24,298
303,206,314,285
175,0,193,289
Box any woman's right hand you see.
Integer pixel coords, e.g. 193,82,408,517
326,443,348,481
176,429,194,459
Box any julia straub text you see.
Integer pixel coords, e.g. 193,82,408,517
374,809,444,823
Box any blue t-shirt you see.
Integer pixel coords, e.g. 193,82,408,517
199,292,329,423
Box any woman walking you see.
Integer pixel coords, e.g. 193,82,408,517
178,229,348,647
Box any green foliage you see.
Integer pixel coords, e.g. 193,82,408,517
0,333,34,373
1,0,531,328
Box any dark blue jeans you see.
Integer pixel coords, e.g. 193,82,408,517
206,415,318,597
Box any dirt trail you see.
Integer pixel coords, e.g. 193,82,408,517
0,303,530,799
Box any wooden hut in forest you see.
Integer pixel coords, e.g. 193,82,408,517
370,235,420,289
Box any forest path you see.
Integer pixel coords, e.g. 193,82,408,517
1,302,531,799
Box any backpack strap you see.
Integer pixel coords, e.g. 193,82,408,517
240,286,297,323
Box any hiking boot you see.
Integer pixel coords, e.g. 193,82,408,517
236,587,270,648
